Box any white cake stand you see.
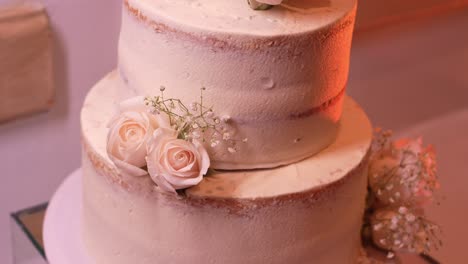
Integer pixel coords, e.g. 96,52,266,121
43,169,93,264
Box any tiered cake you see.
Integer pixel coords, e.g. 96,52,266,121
81,0,373,263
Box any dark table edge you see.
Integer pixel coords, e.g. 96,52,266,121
10,202,48,259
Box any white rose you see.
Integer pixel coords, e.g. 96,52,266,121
107,96,170,177
146,128,210,193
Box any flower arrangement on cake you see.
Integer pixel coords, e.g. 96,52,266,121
106,87,245,194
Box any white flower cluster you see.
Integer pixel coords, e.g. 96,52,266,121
370,206,441,254
364,129,441,256
368,130,439,206
145,86,246,154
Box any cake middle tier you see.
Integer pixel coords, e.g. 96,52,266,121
118,0,357,170
81,70,372,264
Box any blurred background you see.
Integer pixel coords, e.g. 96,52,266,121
0,0,467,263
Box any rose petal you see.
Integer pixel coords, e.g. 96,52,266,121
123,142,148,168
151,174,177,194
164,173,203,190
147,154,162,180
166,148,190,170
177,160,197,173
109,154,148,177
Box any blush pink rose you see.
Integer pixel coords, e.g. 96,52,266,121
107,96,170,177
146,128,210,193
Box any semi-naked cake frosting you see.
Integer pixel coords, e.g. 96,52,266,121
81,0,372,263
120,0,357,169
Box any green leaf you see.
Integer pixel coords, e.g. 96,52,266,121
248,0,274,10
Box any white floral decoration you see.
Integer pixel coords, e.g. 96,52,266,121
362,129,442,257
368,129,439,206
370,207,441,253
106,87,245,195
106,96,171,177
146,127,210,194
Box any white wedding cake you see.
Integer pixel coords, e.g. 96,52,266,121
79,0,440,263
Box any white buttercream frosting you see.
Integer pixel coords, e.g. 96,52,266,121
82,71,372,198
118,0,357,169
81,71,372,264
126,0,355,35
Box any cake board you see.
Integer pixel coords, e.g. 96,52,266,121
43,169,93,264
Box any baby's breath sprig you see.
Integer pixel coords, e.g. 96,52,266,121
371,206,442,254
144,87,246,154
370,128,394,158
363,129,442,257
369,130,439,205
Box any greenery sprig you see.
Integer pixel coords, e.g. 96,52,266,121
248,0,274,10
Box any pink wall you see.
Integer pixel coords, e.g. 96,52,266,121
356,0,468,30
0,1,121,262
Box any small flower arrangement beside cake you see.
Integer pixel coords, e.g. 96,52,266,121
362,129,442,260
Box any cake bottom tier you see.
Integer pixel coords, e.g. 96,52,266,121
81,71,373,264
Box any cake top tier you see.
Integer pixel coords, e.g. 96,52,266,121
120,0,358,169
126,0,356,36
